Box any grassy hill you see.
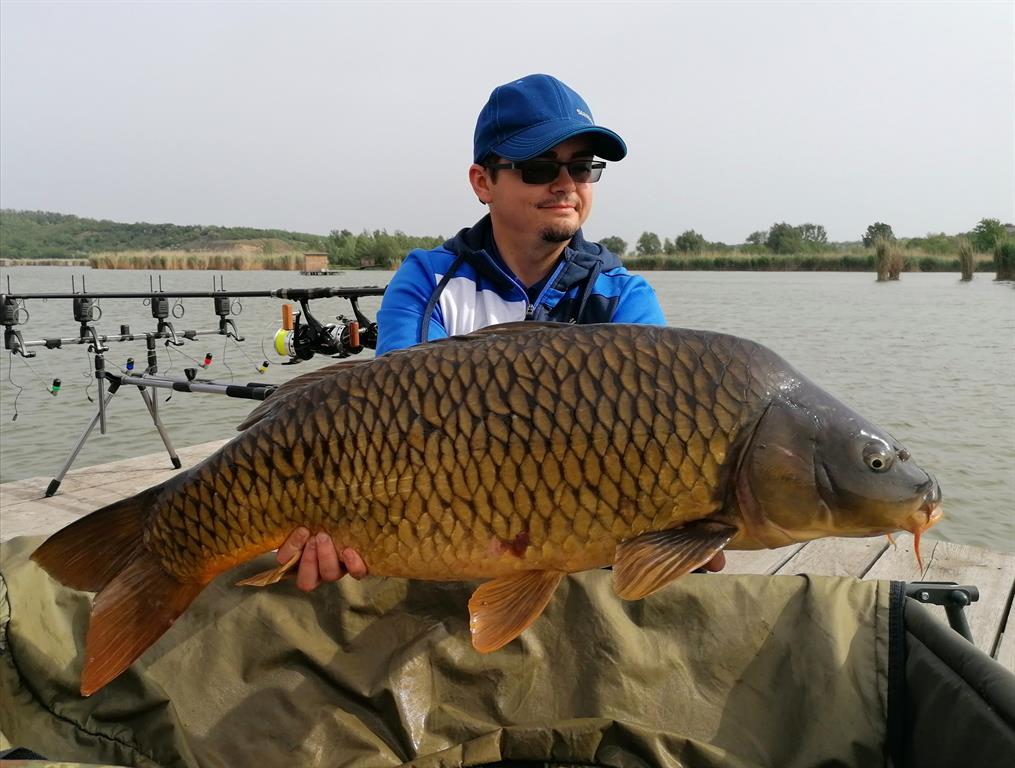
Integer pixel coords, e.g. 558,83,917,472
0,210,327,260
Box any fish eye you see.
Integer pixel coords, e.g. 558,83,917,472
862,442,894,472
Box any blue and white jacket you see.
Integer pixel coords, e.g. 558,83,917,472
375,215,665,355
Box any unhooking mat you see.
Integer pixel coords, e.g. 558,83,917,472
1,535,900,768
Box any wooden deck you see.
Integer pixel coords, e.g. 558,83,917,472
2,440,1013,672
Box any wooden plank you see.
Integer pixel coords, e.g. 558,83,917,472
776,537,890,577
0,502,86,541
2,478,177,539
864,535,1015,662
0,439,227,541
0,479,49,504
3,439,225,496
723,544,804,575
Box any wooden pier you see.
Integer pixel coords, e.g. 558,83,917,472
1,440,1012,672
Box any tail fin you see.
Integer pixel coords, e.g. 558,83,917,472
31,487,205,696
81,549,203,695
31,487,160,591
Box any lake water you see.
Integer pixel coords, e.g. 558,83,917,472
1,266,1013,553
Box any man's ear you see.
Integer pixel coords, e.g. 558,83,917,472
469,163,493,205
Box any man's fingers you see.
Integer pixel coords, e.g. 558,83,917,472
295,537,321,592
279,529,365,589
278,526,310,565
315,533,344,582
341,548,368,579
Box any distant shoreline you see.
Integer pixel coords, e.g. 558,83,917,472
0,257,998,271
0,258,91,267
621,249,1002,273
3,209,1008,274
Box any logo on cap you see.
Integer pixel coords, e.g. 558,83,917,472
576,108,593,123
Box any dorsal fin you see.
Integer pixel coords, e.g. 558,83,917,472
238,322,566,431
457,320,565,338
416,321,567,350
237,358,371,431
461,320,564,336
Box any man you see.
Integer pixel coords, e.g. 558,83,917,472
279,74,724,588
371,74,664,354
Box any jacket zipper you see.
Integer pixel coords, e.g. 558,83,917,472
526,258,569,321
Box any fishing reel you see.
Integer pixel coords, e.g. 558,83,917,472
273,300,369,363
1,293,34,357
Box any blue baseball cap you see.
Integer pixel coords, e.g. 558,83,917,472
473,74,627,164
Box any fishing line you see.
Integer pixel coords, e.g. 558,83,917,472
168,344,210,369
5,351,65,421
6,354,24,421
81,350,95,403
226,333,264,374
219,335,235,382
259,316,278,364
160,343,182,401
17,352,56,391
254,315,280,375
161,340,178,378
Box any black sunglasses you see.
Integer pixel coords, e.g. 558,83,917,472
485,159,606,185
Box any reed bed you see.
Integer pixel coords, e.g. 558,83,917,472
79,247,1002,274
995,241,1015,281
958,240,975,281
874,239,905,280
626,251,878,272
87,250,306,270
624,249,992,273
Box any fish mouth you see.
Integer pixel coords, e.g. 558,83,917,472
904,479,944,571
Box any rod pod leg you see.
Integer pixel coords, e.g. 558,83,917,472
46,379,122,497
136,385,181,469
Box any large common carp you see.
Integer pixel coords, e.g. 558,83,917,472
32,322,942,696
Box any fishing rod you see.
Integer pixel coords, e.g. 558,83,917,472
14,327,218,351
0,284,388,301
2,273,387,496
118,371,276,400
2,275,386,361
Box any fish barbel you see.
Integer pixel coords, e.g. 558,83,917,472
32,322,942,695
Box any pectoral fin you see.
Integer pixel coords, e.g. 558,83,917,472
236,550,301,587
468,570,564,653
613,521,737,600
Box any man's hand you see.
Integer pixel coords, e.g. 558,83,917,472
277,527,368,592
276,527,723,589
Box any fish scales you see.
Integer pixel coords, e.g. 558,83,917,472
144,325,777,581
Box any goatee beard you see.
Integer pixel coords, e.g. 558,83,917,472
540,225,578,244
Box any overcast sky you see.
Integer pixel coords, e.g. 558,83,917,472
1,1,1012,245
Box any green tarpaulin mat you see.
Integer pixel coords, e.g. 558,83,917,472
0,534,988,767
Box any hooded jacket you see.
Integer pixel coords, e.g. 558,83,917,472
375,216,665,355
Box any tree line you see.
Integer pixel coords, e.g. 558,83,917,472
0,210,327,260
0,210,447,268
2,209,1010,266
601,218,1011,258
326,229,444,268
